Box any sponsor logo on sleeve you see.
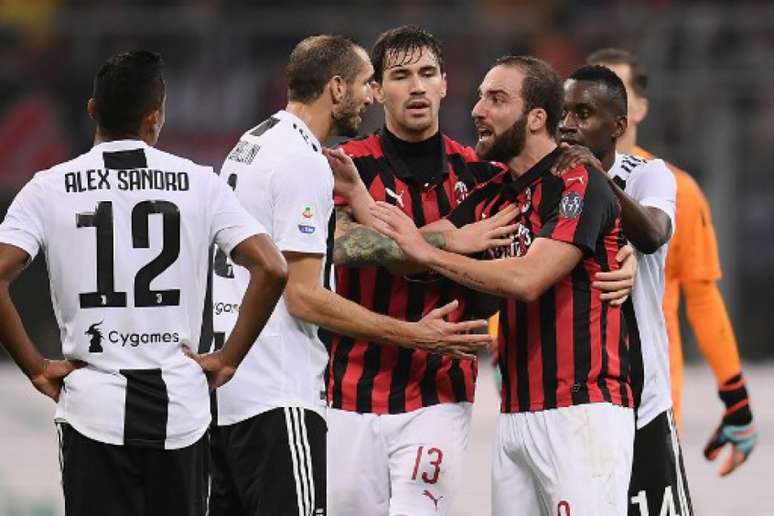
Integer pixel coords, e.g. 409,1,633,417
298,204,316,233
226,140,261,164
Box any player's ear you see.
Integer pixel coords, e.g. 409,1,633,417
372,80,385,104
440,72,448,99
329,75,346,105
631,94,648,124
87,98,97,120
613,115,628,140
527,108,547,133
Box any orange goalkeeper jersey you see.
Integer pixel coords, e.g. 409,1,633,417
634,146,741,426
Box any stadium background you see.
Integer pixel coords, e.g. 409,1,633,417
0,1,770,514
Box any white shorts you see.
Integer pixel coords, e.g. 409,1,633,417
492,403,634,516
328,403,472,516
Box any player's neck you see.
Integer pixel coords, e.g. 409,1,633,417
616,125,637,154
285,101,332,143
507,134,557,177
600,149,616,172
93,128,151,146
384,116,440,143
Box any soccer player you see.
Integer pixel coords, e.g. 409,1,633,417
0,50,287,516
208,35,492,516
325,26,507,516
556,64,692,515
587,48,757,476
370,55,637,515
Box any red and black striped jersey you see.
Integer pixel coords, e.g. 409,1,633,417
322,128,503,415
448,148,635,413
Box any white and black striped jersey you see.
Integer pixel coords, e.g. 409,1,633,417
213,110,332,425
608,152,676,429
0,139,264,449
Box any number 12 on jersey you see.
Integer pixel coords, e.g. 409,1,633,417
76,200,181,308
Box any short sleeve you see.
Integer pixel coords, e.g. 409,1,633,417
0,179,46,260
626,159,677,237
271,154,331,255
209,175,267,258
539,166,617,254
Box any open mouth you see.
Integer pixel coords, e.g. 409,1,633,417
476,125,494,143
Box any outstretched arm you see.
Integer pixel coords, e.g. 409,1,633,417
283,251,491,358
369,202,583,301
332,205,446,268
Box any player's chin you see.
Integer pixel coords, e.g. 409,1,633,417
475,139,493,159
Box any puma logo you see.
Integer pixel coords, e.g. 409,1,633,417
565,176,585,186
422,490,444,510
385,187,405,208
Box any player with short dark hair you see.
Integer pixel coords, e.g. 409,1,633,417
0,50,288,516
324,25,506,515
209,34,492,516
556,63,693,515
368,55,638,515
588,48,758,478
91,50,167,138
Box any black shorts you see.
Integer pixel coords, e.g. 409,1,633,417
209,407,326,516
58,423,207,516
629,409,693,516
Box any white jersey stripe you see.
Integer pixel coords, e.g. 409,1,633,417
668,410,690,515
284,407,306,516
291,407,312,514
298,408,316,512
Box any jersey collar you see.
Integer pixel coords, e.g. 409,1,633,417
501,146,561,200
378,126,449,186
91,139,150,152
275,110,322,153
610,152,624,177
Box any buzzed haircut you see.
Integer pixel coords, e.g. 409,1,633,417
371,25,445,84
493,55,564,136
569,65,628,118
92,50,165,138
586,48,648,98
286,35,365,103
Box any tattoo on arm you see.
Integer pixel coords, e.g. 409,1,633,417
333,222,447,267
333,226,404,266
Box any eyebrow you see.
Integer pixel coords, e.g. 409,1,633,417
479,88,510,98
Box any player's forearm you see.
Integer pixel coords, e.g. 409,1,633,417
0,283,46,378
683,279,742,384
333,225,445,268
610,182,671,254
220,262,288,368
285,283,414,347
424,248,536,301
345,182,378,229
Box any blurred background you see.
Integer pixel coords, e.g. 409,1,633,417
0,0,770,514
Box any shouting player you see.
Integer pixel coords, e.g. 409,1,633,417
369,55,637,515
208,35,492,516
556,64,692,515
588,48,757,476
0,51,287,516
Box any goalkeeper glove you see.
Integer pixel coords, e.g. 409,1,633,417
704,372,758,476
